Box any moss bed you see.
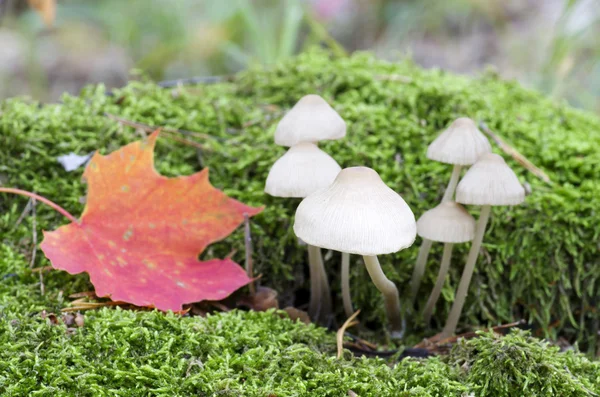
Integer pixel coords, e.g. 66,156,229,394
1,49,600,394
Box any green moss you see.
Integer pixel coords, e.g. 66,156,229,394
1,247,598,396
447,330,600,397
1,48,600,354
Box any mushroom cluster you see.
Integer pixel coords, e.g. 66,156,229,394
265,95,346,324
413,117,525,337
265,97,527,339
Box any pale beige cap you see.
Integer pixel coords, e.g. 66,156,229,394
265,142,341,198
274,94,346,147
427,117,492,165
417,201,475,243
456,153,526,206
293,167,416,256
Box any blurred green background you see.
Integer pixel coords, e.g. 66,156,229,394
0,0,598,111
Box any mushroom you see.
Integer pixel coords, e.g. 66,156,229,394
416,201,475,323
267,95,347,323
294,167,416,336
410,117,491,303
274,94,346,147
265,143,341,198
441,153,525,337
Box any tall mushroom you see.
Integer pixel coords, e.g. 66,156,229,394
267,94,346,323
410,117,491,303
416,201,475,323
294,167,416,337
441,153,525,338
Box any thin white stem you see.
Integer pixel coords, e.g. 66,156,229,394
423,242,454,323
410,238,433,303
410,164,462,304
307,244,322,321
363,255,404,336
442,205,491,338
315,246,332,321
341,251,353,318
442,164,462,202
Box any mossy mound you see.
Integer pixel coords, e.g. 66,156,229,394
1,49,600,353
1,246,599,396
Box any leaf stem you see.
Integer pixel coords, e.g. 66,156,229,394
0,188,79,224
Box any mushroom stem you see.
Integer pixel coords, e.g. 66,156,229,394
422,242,454,323
410,239,433,304
442,205,491,338
307,244,323,321
316,246,333,321
442,165,463,202
363,255,404,337
307,244,332,323
341,251,353,317
410,164,462,303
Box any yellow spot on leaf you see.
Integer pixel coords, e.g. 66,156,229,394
117,257,127,266
143,259,156,269
123,227,134,241
121,185,130,192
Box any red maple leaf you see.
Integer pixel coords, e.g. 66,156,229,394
39,131,262,311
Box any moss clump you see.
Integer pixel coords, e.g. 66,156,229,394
1,49,600,351
447,330,600,397
1,247,598,396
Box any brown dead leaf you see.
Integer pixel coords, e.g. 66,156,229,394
74,313,84,327
41,310,59,325
62,313,75,327
281,307,311,324
238,286,279,312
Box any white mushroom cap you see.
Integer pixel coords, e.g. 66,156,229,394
293,167,416,256
274,94,346,147
417,202,475,243
427,117,492,165
456,153,525,206
265,142,341,198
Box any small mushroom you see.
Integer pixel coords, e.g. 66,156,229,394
411,117,491,303
265,143,340,323
441,153,525,338
266,95,347,324
265,143,341,197
416,201,475,323
274,94,346,147
294,167,416,337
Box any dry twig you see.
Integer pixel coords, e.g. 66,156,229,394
480,122,552,184
337,310,361,359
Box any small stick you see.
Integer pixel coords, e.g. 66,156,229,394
29,198,45,295
0,188,78,223
243,213,255,295
30,198,37,268
13,198,33,229
479,122,552,184
105,113,216,141
337,310,361,359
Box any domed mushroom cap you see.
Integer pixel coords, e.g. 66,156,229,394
265,142,341,198
417,201,475,243
293,167,416,256
427,117,492,165
274,95,346,147
456,153,525,206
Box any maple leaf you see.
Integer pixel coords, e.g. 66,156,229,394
40,131,262,311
